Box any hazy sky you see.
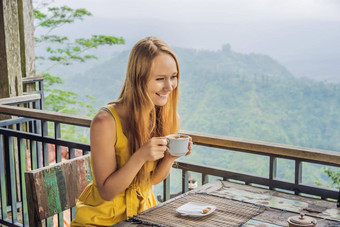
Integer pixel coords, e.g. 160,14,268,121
45,0,340,22
35,0,340,82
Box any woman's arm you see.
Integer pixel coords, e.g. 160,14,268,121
91,110,144,201
151,138,192,185
91,110,167,201
151,152,177,185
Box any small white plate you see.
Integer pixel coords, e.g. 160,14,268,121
176,202,216,217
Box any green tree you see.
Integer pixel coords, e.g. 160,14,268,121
34,3,125,140
323,168,340,189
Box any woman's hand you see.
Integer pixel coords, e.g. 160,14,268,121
185,137,193,156
165,136,193,159
151,136,192,185
137,137,168,161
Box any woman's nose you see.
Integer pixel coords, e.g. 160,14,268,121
164,79,173,91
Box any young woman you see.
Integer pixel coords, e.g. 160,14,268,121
71,37,192,226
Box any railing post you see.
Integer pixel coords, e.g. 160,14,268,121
3,134,13,210
8,136,18,224
0,134,8,220
70,148,75,159
29,140,37,170
42,117,53,227
295,159,302,195
54,122,64,226
163,175,170,201
33,100,43,168
70,206,76,223
55,122,62,163
41,120,49,167
182,170,189,193
18,137,28,226
269,156,277,190
38,79,44,110
202,173,209,185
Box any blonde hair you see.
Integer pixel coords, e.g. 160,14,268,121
116,37,180,185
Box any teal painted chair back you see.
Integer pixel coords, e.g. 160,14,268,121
25,154,92,227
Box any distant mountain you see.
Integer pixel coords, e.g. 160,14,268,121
60,45,294,106
40,16,340,83
176,45,293,79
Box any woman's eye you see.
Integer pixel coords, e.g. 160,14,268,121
171,75,178,79
156,78,164,81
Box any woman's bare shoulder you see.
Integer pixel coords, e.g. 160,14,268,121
91,108,116,130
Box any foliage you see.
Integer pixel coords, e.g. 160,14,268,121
323,168,340,189
34,3,124,142
35,5,125,75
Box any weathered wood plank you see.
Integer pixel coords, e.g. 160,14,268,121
44,168,62,216
0,104,92,127
0,0,23,98
25,154,92,224
0,94,41,105
0,0,23,122
0,127,90,151
63,159,81,208
55,165,68,211
22,76,44,83
205,180,339,222
17,0,36,92
35,171,48,219
25,171,40,227
77,157,93,190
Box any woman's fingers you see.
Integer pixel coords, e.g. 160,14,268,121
152,137,168,146
150,137,168,160
188,140,193,150
186,138,193,156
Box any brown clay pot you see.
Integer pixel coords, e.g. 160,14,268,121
287,214,317,227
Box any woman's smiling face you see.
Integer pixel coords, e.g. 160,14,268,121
147,53,178,106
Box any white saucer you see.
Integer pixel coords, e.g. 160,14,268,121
176,202,216,217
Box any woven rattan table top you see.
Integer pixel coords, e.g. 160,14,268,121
130,193,265,227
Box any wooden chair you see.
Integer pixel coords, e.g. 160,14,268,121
25,154,92,227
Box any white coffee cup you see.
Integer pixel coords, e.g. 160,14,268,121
166,134,190,157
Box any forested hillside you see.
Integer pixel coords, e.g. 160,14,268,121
177,46,339,151
58,45,340,188
63,46,339,150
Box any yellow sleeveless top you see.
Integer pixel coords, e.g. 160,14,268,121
71,105,157,226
